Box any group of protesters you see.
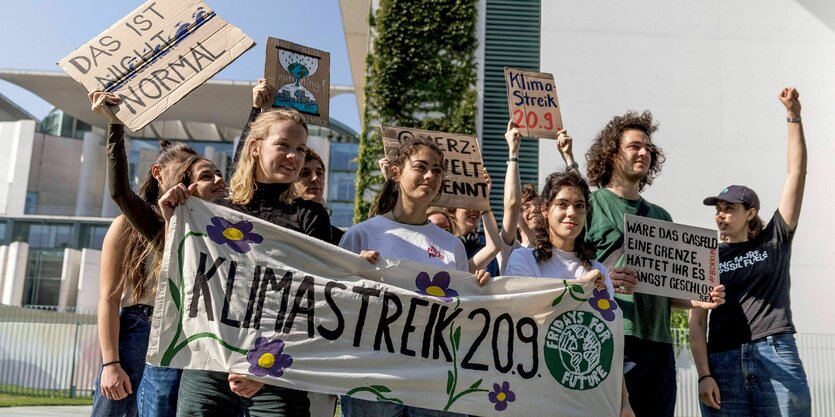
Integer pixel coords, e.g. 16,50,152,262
87,75,810,417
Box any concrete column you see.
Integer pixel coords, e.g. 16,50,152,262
0,245,7,301
58,248,82,311
1,241,29,306
0,120,36,216
76,248,102,312
75,131,105,217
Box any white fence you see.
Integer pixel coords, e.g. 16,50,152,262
1,306,833,413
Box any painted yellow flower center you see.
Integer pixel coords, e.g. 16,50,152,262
223,227,244,241
257,353,275,368
597,299,611,310
426,286,446,297
496,392,506,402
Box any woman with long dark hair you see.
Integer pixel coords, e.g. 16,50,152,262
689,87,810,416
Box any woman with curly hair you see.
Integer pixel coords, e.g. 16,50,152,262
505,169,633,416
561,111,723,417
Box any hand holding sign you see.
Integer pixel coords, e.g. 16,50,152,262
88,91,122,125
252,78,272,109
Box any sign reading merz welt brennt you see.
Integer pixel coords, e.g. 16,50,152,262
58,0,255,131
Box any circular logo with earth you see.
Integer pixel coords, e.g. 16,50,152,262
543,310,614,390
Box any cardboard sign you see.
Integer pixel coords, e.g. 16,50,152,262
623,214,719,301
57,0,255,132
148,199,625,417
504,68,563,139
381,126,490,211
264,38,330,127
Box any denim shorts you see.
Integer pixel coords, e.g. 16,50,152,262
91,304,153,417
702,332,811,417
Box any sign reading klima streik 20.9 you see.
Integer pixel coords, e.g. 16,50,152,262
58,0,255,131
504,67,563,139
147,199,625,416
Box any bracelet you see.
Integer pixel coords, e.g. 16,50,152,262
507,157,518,162
102,360,121,368
787,116,802,123
567,161,579,171
482,208,493,214
698,374,713,383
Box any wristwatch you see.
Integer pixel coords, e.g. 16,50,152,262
567,161,579,171
787,116,802,123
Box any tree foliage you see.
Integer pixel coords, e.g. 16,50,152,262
353,0,478,223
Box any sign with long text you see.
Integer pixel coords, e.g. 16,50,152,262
147,199,624,416
264,37,330,127
504,68,563,139
381,125,490,211
58,0,255,131
623,214,719,301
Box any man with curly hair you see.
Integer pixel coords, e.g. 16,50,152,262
559,111,723,417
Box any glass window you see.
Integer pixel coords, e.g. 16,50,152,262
24,192,38,214
329,202,355,229
23,250,65,307
28,224,73,248
81,224,109,250
327,172,356,202
0,222,6,244
329,143,358,171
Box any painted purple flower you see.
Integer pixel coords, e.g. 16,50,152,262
246,337,293,378
588,288,619,321
415,271,459,302
488,381,516,411
206,216,263,253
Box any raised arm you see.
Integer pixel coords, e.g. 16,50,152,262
470,169,501,271
777,87,806,229
229,79,271,175
502,121,522,245
91,91,163,242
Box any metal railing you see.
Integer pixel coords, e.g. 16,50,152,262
0,305,99,399
1,306,833,415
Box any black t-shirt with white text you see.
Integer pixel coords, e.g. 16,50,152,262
708,210,795,353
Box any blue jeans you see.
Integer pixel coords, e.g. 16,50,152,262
623,336,677,417
701,333,811,417
340,396,466,417
91,305,153,417
138,364,182,417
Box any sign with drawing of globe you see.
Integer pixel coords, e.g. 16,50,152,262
543,310,614,390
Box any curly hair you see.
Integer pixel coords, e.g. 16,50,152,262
585,110,665,192
532,169,594,269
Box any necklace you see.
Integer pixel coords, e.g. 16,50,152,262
388,209,429,226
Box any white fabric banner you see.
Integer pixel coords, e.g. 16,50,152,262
147,199,624,416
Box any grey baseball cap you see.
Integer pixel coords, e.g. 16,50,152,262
703,185,760,210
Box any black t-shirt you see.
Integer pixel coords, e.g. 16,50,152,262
707,210,795,352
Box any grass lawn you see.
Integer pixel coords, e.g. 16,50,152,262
0,392,93,407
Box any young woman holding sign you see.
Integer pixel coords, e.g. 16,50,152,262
504,169,635,417
89,92,227,417
339,136,489,417
159,106,331,417
689,87,811,416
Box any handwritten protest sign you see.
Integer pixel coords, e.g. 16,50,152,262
147,199,625,416
623,214,719,301
58,0,255,131
504,68,563,139
381,125,490,211
264,38,330,127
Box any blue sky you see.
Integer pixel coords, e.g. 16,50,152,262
0,0,361,131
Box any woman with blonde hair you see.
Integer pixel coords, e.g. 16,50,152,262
161,101,331,417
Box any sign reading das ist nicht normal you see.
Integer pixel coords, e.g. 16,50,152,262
503,68,563,139
381,125,491,212
58,0,255,131
623,214,719,301
148,199,625,416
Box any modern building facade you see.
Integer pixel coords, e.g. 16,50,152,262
0,72,357,312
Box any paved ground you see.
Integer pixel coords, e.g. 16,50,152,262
1,406,92,416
